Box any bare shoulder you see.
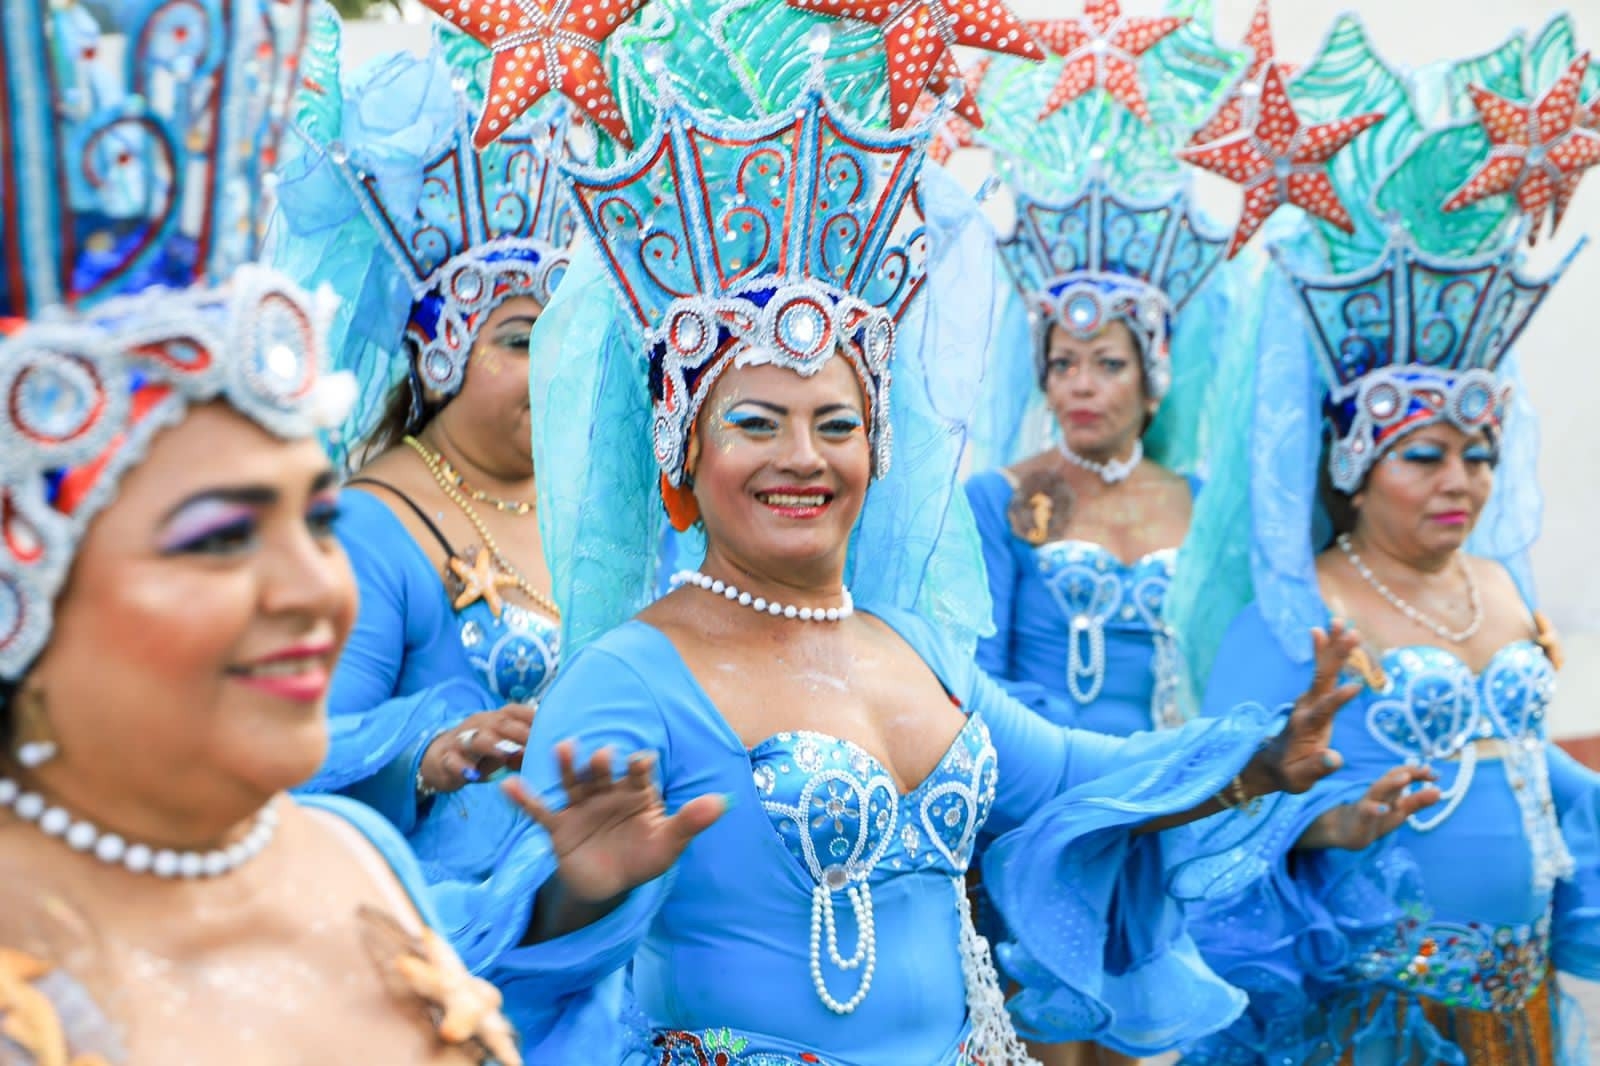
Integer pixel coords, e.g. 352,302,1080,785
1463,553,1532,618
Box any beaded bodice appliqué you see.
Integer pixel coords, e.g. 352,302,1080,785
456,602,560,705
749,716,998,1016
1359,641,1573,892
1034,542,1182,727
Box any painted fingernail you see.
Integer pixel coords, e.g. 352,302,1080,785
1321,751,1341,770
462,766,482,783
721,792,739,811
1375,803,1391,816
495,739,525,756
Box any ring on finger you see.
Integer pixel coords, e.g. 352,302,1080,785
494,739,524,756
457,728,480,749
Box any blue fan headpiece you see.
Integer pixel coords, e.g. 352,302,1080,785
1279,224,1580,491
0,0,348,681
564,49,931,491
273,21,585,457
1003,165,1229,395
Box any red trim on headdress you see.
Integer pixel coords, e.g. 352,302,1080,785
54,383,172,516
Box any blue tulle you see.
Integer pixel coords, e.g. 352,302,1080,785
530,166,1006,657
983,704,1279,1054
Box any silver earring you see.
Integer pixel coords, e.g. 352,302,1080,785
17,740,57,768
14,688,59,768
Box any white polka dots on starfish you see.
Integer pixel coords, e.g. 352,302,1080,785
1190,0,1292,146
1178,62,1382,258
788,0,1043,128
418,0,646,149
1443,53,1600,242
1029,0,1188,123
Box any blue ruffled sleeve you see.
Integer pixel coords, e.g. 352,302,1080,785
1166,603,1424,1065
301,490,495,833
964,470,1075,724
1549,744,1600,980
887,605,1266,1054
429,636,675,1061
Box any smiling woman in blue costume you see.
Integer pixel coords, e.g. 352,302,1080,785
0,1,519,1062
270,14,582,890
1168,13,1600,1065
407,1,1418,1062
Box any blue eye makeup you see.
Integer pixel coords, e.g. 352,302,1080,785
1398,442,1445,464
307,496,343,537
722,409,779,436
818,414,864,436
1463,443,1498,466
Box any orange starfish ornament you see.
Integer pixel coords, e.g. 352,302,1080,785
448,548,517,618
0,948,112,1066
1178,63,1383,257
787,0,1043,128
909,57,993,164
392,927,521,1066
1029,0,1189,123
1443,53,1600,242
1190,0,1292,145
418,0,648,149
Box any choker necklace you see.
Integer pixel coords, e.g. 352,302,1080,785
1337,534,1483,644
1058,438,1142,484
0,777,279,878
670,570,853,622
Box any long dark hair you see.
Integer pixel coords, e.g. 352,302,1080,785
0,679,16,751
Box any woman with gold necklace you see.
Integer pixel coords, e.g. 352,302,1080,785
270,23,575,904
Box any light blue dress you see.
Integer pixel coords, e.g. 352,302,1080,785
439,602,1282,1065
301,488,561,884
966,469,1191,736
1176,600,1600,1066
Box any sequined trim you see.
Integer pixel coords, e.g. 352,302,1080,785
648,1027,992,1065
1331,978,1559,1066
1354,913,1551,1013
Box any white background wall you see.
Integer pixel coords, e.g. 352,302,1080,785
344,0,1600,731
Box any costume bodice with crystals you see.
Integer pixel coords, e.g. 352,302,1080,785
1183,600,1600,1066
753,718,997,889
471,607,1271,1065
306,489,561,888
967,470,1187,735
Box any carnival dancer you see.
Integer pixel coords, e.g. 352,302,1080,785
412,1,1430,1061
961,0,1251,744
272,16,578,889
0,2,520,1061
1169,12,1600,1064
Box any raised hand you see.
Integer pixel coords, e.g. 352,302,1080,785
1245,621,1364,796
1295,765,1443,850
419,704,537,794
504,742,725,907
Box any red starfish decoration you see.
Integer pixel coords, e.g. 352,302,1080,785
909,57,993,164
1177,63,1383,257
419,0,647,149
1443,53,1600,242
1028,0,1189,123
1190,0,1293,145
788,0,1043,128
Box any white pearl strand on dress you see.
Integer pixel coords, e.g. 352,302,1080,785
1058,437,1142,484
670,570,854,622
0,776,278,878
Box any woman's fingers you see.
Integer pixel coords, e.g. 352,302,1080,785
667,793,727,845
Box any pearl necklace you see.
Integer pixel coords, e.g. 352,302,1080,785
0,777,279,878
1058,438,1142,484
1337,534,1483,644
670,570,853,622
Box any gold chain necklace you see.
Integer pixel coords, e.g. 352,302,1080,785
433,451,534,515
404,436,562,621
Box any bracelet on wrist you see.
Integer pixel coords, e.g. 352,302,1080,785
1216,773,1263,816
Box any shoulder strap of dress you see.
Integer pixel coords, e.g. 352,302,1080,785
295,793,437,932
348,477,456,557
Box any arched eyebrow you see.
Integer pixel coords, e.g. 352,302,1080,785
159,468,338,522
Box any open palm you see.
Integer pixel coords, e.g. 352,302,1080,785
504,742,725,904
1252,621,1365,795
